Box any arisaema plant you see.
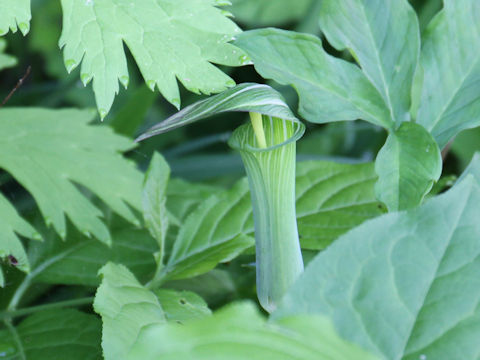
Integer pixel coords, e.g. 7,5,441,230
138,83,305,311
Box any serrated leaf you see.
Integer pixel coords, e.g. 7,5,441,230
155,289,211,323
137,83,297,141
319,0,420,125
0,39,17,71
417,0,480,148
228,0,313,27
128,302,379,360
0,108,143,244
234,29,392,128
375,122,442,211
94,263,165,360
1,309,101,360
59,0,248,117
0,193,39,287
276,176,480,360
143,153,170,266
0,0,30,36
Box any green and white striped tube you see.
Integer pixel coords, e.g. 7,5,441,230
229,114,305,312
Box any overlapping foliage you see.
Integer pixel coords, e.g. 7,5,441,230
1,0,480,359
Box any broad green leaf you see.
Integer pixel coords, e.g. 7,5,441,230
228,0,313,27
319,0,420,125
155,289,211,323
160,179,255,281
276,177,480,360
0,108,142,244
136,83,297,141
59,0,249,117
94,263,165,360
1,309,101,360
234,29,392,128
143,153,170,266
160,160,384,284
0,0,30,36
0,39,16,71
27,219,157,286
128,302,379,360
417,0,480,148
0,194,39,287
375,122,442,211
296,161,385,249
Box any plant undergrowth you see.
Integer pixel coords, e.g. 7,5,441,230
1,0,480,359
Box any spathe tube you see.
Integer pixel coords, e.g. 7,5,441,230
229,115,305,312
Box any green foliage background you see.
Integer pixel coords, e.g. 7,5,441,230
1,0,480,359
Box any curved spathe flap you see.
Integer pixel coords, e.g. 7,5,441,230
228,115,305,153
136,83,300,142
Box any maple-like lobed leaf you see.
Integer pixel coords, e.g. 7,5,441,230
59,0,250,118
0,108,143,245
0,0,31,36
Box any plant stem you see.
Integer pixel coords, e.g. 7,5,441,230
249,112,267,148
0,297,94,321
3,319,25,360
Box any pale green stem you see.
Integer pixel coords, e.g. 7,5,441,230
249,112,267,148
0,297,94,321
229,115,305,312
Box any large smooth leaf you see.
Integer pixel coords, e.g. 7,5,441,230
234,29,392,128
1,309,101,360
417,0,480,148
0,194,39,287
59,0,248,117
0,108,143,244
276,177,480,360
375,122,442,211
94,263,165,360
136,83,297,141
94,265,377,360
128,302,379,360
0,0,30,35
319,0,420,125
0,39,17,71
